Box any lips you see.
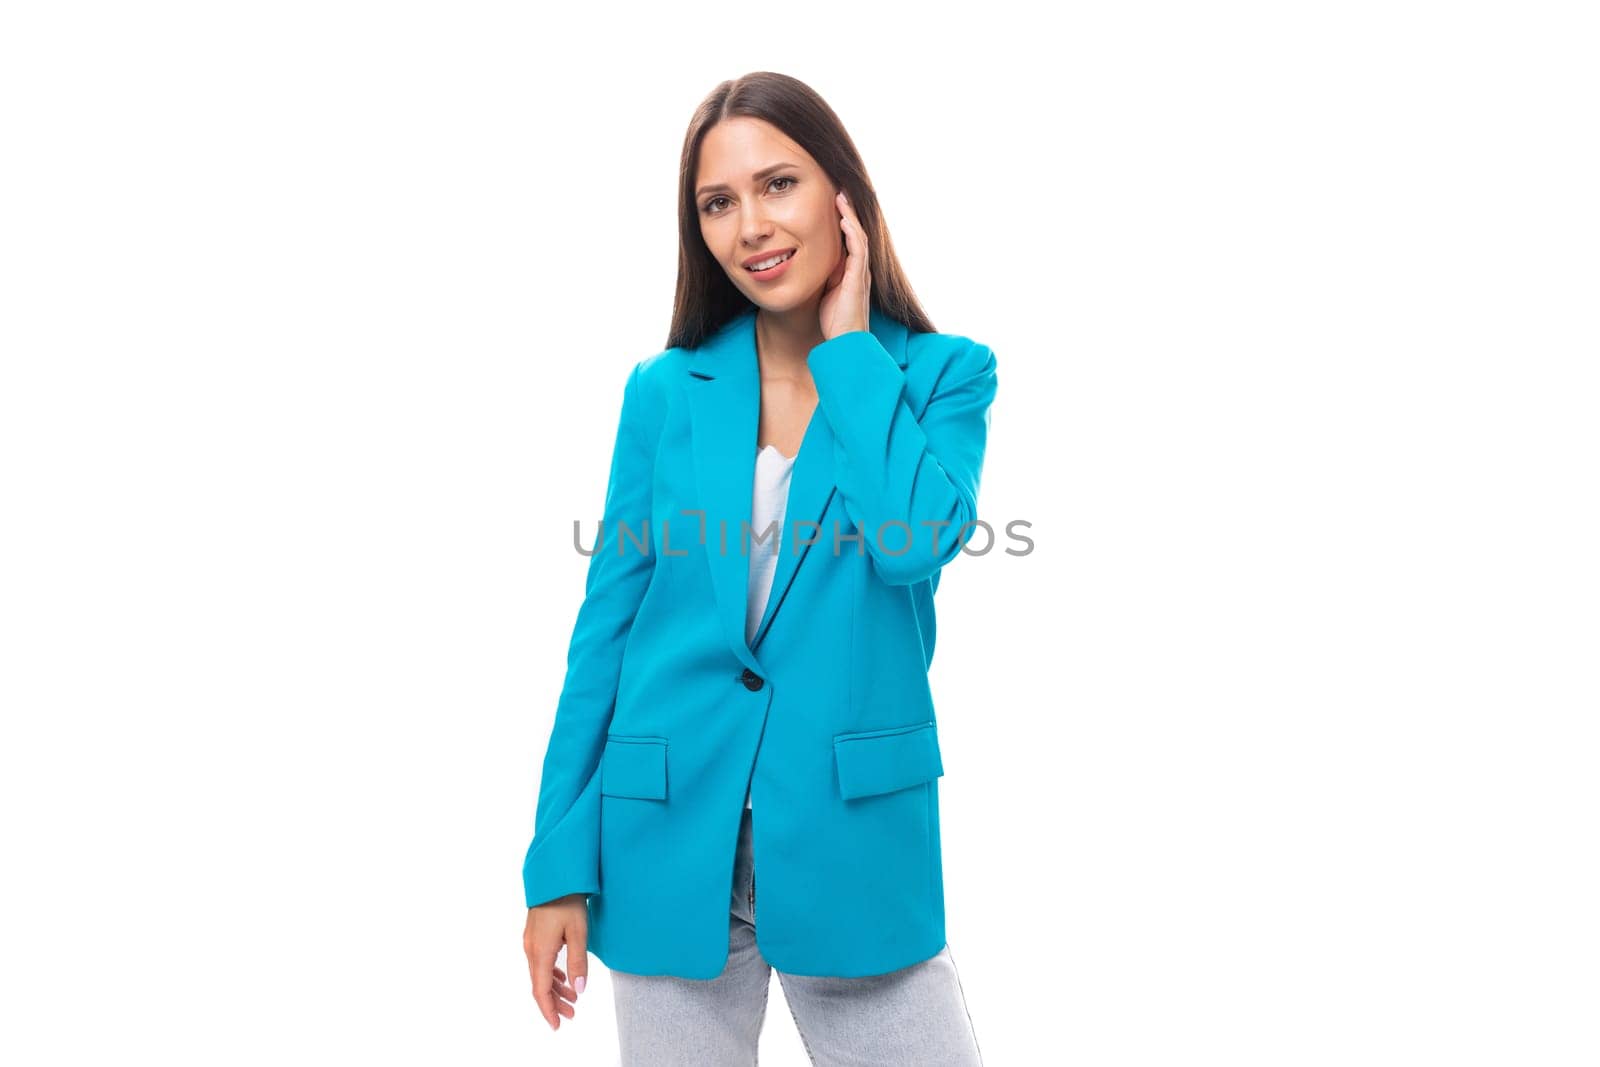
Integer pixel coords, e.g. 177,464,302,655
743,248,797,285
743,248,796,271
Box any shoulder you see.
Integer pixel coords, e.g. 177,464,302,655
904,329,999,390
629,347,692,407
613,347,692,441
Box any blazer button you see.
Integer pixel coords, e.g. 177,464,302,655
740,668,764,691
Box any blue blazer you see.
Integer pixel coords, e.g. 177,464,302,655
522,303,999,979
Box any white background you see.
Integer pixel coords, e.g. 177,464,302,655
3,2,1596,1064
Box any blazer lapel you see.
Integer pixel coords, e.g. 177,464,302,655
687,305,910,663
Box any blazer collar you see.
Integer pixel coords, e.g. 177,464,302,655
686,303,910,381
685,305,910,670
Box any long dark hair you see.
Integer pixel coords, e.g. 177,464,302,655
666,71,935,351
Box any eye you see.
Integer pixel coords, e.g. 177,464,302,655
701,175,799,216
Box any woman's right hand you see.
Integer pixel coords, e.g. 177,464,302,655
524,893,589,1030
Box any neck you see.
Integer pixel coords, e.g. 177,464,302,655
754,303,827,378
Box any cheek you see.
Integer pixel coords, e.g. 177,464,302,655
702,229,737,274
811,210,844,253
773,209,822,254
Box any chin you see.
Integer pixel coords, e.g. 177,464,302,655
747,284,820,315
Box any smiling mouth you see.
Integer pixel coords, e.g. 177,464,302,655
744,249,796,272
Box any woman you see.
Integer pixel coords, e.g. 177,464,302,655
521,72,996,1065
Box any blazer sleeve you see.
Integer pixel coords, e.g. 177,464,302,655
806,331,999,586
522,360,658,909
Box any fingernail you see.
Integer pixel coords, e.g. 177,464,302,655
574,975,586,995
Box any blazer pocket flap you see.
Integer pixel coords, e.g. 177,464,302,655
833,721,944,801
601,736,668,800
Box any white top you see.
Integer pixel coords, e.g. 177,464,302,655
744,443,796,809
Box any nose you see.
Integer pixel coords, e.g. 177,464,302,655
739,204,774,247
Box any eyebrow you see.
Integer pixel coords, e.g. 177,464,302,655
695,161,802,199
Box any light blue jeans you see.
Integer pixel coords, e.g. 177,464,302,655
610,805,984,1065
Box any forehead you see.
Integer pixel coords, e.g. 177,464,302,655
695,118,815,181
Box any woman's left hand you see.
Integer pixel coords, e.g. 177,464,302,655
818,190,871,341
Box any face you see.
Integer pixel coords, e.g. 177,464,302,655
694,117,843,314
